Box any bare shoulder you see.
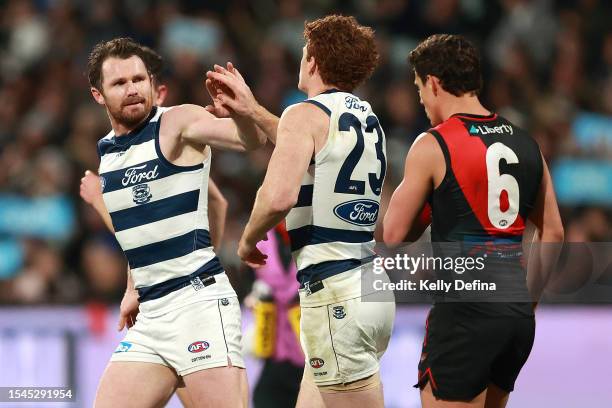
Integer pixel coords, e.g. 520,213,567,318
278,102,329,136
160,104,216,141
407,132,443,161
162,104,212,125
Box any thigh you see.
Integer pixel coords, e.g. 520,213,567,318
300,296,394,386
421,382,487,408
95,361,178,408
182,365,245,408
484,383,509,408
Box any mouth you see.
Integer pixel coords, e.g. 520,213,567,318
123,99,145,107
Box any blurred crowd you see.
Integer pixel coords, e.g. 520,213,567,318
0,0,610,305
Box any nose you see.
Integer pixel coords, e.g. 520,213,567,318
126,80,138,95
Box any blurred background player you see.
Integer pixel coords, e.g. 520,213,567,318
242,222,305,408
79,45,228,408
209,15,395,408
383,34,564,408
86,37,274,407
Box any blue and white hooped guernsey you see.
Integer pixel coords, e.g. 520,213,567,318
97,106,235,314
286,90,387,297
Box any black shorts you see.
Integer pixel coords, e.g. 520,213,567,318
415,303,535,401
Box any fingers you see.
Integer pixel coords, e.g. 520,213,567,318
227,62,245,82
206,70,237,90
117,315,126,331
214,64,236,79
205,78,216,97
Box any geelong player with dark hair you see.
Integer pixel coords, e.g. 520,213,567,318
209,15,394,408
86,37,276,408
383,34,564,408
81,46,228,251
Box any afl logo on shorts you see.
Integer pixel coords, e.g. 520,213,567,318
100,176,106,193
188,341,210,353
309,358,325,369
333,199,379,226
132,183,152,204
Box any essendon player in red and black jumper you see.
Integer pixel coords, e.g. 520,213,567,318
384,35,564,408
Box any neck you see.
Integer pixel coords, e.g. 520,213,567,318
306,80,339,98
440,94,490,122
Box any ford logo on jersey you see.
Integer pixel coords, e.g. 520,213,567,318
188,341,210,353
333,199,379,226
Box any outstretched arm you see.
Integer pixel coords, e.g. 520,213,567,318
237,103,326,267
161,64,271,152
206,63,279,144
165,103,266,152
383,133,438,246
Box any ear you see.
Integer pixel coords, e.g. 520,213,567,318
307,55,317,76
156,84,168,106
91,87,105,105
429,75,441,97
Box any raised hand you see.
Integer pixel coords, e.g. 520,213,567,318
205,62,258,118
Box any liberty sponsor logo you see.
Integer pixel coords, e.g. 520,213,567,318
122,163,160,187
344,96,367,112
132,184,152,204
332,306,346,319
114,341,132,353
469,124,513,136
309,358,325,369
334,199,379,226
188,341,210,353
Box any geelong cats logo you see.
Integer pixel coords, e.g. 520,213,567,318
132,184,152,204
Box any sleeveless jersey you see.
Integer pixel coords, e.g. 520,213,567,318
97,106,232,311
285,90,387,290
428,112,543,316
429,112,542,242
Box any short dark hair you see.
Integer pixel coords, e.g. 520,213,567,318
409,34,482,96
304,15,379,92
87,37,150,89
141,46,164,82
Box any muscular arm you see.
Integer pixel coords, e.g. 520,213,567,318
383,133,438,246
239,103,324,260
207,178,228,251
527,157,564,303
165,104,266,152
